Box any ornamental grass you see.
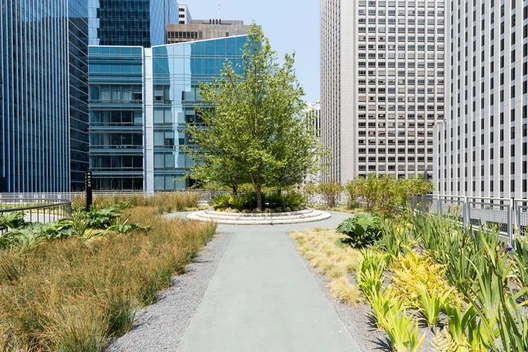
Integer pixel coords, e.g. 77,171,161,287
0,206,216,351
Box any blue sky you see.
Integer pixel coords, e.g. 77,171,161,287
186,0,320,102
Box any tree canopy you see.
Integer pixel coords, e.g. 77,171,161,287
186,24,321,210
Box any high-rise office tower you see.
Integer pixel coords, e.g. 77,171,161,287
0,0,72,192
88,0,178,47
68,0,90,191
320,0,445,184
434,1,528,198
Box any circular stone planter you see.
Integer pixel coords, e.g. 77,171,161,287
187,208,331,225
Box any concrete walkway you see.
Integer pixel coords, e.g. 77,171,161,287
177,212,362,352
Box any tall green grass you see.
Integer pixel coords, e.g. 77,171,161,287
0,206,216,351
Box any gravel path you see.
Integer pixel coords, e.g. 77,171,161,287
107,229,234,352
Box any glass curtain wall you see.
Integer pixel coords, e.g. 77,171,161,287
88,46,144,190
68,0,89,191
88,0,178,47
0,0,71,192
150,36,247,191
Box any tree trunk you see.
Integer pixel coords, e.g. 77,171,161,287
256,184,263,211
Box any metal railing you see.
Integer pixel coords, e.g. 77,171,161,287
0,197,72,236
412,194,528,245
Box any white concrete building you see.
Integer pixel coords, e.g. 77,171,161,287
178,4,192,24
435,0,528,198
305,101,321,138
320,0,445,184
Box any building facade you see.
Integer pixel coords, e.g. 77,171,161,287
88,0,178,47
434,0,528,199
166,19,251,44
68,0,90,191
305,101,321,138
89,46,145,190
321,0,445,184
0,0,72,192
178,4,192,24
89,36,248,191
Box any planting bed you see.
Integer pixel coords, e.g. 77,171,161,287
291,213,528,352
187,208,331,225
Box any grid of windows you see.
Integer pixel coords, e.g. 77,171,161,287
321,0,444,183
89,46,145,190
149,36,247,191
435,0,528,198
88,36,248,191
69,0,90,191
88,0,178,47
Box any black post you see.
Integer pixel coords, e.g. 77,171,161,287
85,170,93,212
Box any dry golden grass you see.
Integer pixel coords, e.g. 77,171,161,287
72,192,200,213
327,277,364,305
290,228,363,304
0,206,216,351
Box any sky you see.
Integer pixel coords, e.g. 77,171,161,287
186,0,320,102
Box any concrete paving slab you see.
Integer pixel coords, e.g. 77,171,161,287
177,212,361,352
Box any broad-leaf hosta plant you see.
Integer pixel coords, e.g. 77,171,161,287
336,214,383,248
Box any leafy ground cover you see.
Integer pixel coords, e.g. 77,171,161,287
0,197,216,351
292,213,528,351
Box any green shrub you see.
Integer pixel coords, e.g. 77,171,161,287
317,182,343,208
213,191,304,211
212,194,231,210
336,214,383,248
284,191,304,208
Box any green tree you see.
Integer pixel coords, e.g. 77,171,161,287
187,24,320,210
344,174,433,217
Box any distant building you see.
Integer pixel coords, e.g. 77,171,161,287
320,0,445,184
304,102,322,184
166,19,252,44
178,4,192,24
89,36,248,191
304,101,321,139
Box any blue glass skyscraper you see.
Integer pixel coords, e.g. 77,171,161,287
89,36,248,191
0,0,72,192
88,0,178,47
68,0,90,191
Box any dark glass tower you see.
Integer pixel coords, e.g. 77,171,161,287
68,0,90,191
0,0,71,192
88,0,179,47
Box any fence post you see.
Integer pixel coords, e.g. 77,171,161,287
509,198,515,247
462,196,469,228
436,195,442,214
